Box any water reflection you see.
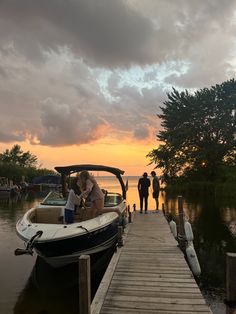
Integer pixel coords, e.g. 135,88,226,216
14,246,115,314
14,257,79,314
1,178,235,314
164,191,236,312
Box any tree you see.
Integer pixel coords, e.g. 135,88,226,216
148,79,236,181
0,144,38,167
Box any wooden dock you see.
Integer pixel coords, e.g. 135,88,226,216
91,210,212,314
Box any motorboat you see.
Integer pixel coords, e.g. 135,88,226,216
0,177,20,198
15,165,127,267
27,175,61,193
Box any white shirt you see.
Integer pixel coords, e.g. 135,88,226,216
65,189,81,211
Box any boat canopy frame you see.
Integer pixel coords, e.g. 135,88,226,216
55,164,126,199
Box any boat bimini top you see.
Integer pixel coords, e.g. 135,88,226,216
54,164,126,200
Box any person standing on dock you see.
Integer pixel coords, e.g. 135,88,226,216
151,171,160,211
137,172,150,213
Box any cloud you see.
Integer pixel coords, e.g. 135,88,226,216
0,0,236,148
39,99,109,146
0,0,155,67
0,130,25,142
1,0,235,70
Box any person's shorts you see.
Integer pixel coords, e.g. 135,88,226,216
64,209,74,224
152,190,159,198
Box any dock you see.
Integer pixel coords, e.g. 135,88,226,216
91,210,212,314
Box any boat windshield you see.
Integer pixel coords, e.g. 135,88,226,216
41,191,67,206
41,191,123,207
104,193,123,207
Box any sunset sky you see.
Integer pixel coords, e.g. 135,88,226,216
0,0,236,175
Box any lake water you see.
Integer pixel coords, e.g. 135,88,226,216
0,176,235,313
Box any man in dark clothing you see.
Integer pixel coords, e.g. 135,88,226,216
137,172,150,213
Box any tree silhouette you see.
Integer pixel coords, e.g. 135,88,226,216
148,79,236,181
0,144,38,167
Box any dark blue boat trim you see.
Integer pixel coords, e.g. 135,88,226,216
34,218,119,257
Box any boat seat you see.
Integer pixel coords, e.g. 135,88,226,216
74,207,94,222
34,207,63,224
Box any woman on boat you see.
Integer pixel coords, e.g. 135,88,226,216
64,178,81,224
77,170,121,218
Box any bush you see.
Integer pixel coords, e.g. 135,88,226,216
0,162,56,183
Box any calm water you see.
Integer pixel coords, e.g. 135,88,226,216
0,176,235,313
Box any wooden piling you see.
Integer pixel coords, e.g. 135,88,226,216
117,226,123,247
178,195,186,250
128,207,132,223
226,252,236,314
162,203,166,216
79,255,91,314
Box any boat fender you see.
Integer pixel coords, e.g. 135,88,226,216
120,216,128,228
186,243,201,277
169,220,177,239
184,221,194,241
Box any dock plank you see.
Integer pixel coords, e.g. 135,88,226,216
91,211,212,314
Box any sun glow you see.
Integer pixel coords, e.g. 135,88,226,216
0,139,160,176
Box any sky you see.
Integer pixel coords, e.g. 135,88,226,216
0,0,236,176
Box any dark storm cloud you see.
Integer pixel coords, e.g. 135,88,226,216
0,0,155,67
0,0,236,70
0,130,25,142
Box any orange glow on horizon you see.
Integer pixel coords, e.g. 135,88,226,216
0,139,161,176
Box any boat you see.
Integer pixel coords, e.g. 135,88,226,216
15,164,127,267
0,177,20,198
27,175,61,193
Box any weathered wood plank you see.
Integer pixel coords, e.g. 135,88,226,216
112,275,196,283
101,306,211,314
116,266,192,272
110,279,198,288
108,287,203,299
108,284,203,294
115,270,193,277
103,299,210,312
105,294,207,305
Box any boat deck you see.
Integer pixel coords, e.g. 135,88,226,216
91,210,212,314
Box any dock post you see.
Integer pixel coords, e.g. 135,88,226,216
162,203,166,217
226,252,236,314
128,206,132,223
133,203,136,211
117,226,123,247
79,255,91,314
177,196,186,251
